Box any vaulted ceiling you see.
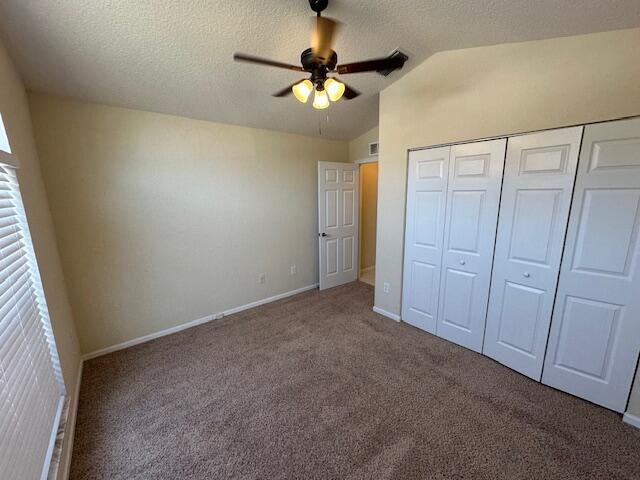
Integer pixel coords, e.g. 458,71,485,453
1,1,639,140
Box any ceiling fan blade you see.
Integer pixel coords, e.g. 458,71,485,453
336,51,408,75
341,82,360,100
272,79,307,97
233,53,304,72
311,16,339,64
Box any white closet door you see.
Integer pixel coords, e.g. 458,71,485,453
483,127,583,379
436,139,506,352
401,147,450,333
542,118,640,412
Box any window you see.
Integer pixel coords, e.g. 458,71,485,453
0,117,65,479
0,114,10,154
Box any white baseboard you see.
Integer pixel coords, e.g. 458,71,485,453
60,360,83,480
623,412,640,429
373,306,401,322
82,283,319,361
222,283,317,316
82,313,215,360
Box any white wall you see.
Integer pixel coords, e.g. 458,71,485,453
375,28,640,416
29,93,349,354
0,42,81,479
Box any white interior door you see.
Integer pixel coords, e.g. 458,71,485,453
401,147,450,333
483,127,583,379
436,139,507,352
542,118,640,412
318,162,359,290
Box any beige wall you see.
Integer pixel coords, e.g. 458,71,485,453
349,126,379,163
29,93,348,354
359,162,378,271
375,27,640,417
0,43,81,479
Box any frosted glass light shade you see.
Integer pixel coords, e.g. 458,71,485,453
292,79,314,103
313,88,330,109
324,78,345,102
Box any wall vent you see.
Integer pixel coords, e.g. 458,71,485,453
368,141,379,156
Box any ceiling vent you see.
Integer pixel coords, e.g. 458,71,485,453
368,141,379,156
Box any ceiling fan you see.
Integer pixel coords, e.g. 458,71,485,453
233,0,409,109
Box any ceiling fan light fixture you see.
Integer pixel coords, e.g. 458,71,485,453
233,1,407,108
312,88,330,109
292,79,314,103
324,78,345,102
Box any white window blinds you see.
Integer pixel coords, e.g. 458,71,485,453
0,163,65,480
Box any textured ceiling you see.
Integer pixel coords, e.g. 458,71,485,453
1,1,639,140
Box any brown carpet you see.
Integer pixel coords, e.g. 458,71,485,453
71,282,640,479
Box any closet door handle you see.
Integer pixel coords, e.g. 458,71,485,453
523,272,530,278
459,260,466,266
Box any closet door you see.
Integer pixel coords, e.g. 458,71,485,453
483,127,583,380
542,118,640,412
435,139,506,352
401,147,450,333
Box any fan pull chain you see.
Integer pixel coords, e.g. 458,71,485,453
317,112,331,136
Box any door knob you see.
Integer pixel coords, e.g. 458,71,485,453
320,232,328,237
459,260,466,265
523,272,530,278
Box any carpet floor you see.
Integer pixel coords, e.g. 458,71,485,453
71,282,640,479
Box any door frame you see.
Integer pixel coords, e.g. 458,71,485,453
356,158,378,283
354,156,378,165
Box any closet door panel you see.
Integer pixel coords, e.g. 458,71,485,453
401,147,450,333
483,127,583,379
436,139,506,352
542,118,640,412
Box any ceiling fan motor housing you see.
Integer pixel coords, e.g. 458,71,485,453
301,47,337,84
309,0,329,14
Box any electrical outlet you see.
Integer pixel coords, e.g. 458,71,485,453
290,265,297,275
383,282,390,294
258,273,266,284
